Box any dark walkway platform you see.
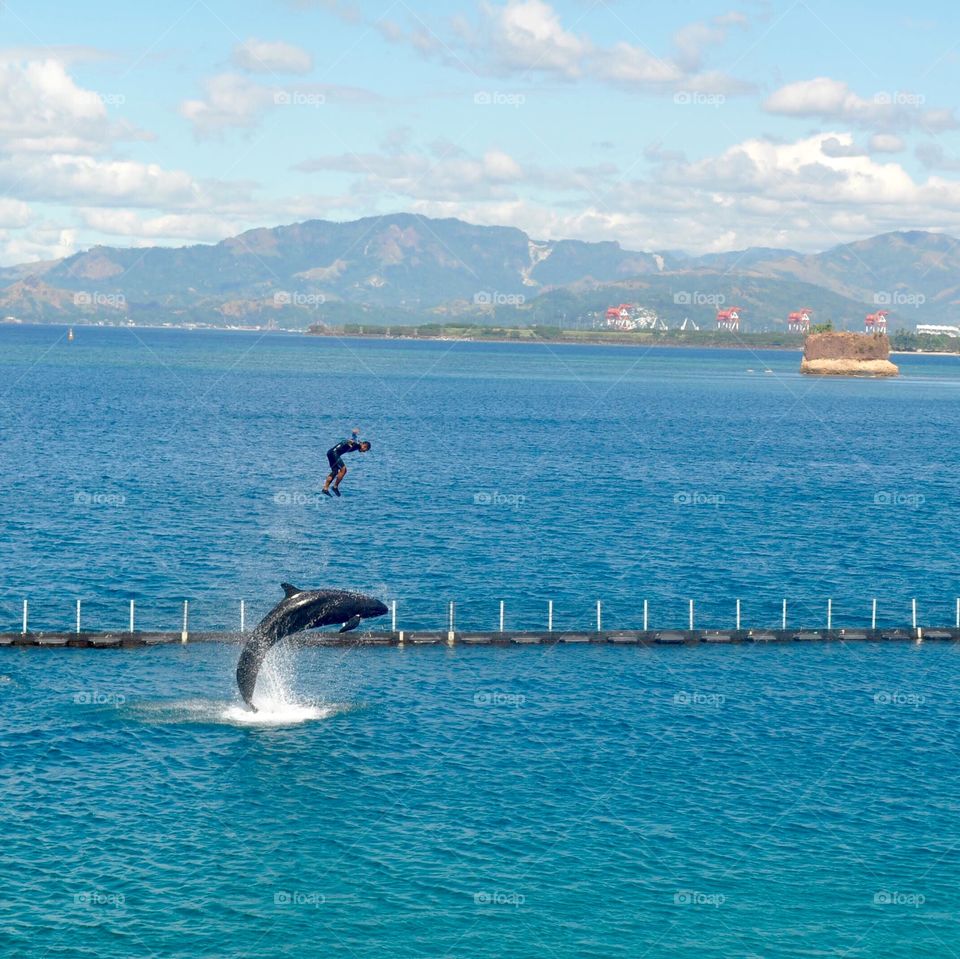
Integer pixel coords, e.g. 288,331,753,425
0,627,951,648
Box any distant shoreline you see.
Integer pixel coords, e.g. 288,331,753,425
2,319,803,349
307,327,960,355
307,327,806,351
5,321,960,355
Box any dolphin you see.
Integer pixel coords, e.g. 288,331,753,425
236,583,388,709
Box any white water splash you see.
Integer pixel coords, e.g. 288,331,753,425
221,701,333,726
131,696,346,727
221,641,328,724
129,642,356,727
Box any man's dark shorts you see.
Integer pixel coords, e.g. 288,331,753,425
327,449,345,474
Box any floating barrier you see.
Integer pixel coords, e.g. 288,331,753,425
2,628,960,649
2,597,958,648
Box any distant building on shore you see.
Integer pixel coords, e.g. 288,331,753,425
603,303,665,331
716,306,741,331
787,308,812,333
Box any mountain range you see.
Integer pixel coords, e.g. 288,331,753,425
2,213,957,330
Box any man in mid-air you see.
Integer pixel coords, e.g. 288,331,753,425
322,429,372,497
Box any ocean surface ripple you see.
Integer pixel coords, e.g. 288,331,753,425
2,643,959,957
3,328,960,956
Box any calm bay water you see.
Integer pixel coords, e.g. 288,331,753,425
2,324,960,630
2,325,960,957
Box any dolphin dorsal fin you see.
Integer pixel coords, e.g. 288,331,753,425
281,582,302,598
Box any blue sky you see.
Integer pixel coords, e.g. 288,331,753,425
2,0,960,263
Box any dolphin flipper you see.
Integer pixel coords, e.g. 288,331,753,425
236,587,388,706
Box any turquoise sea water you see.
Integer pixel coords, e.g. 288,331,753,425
3,641,960,958
2,325,960,630
2,325,960,957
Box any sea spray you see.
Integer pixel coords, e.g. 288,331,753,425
223,643,328,724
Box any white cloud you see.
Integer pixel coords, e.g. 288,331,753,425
820,133,904,157
820,135,865,158
0,154,206,208
478,3,754,93
765,77,862,115
294,130,960,255
869,133,904,153
0,54,350,263
672,11,748,72
297,144,526,201
8,22,960,270
232,38,314,74
594,43,683,88
317,1,752,96
485,0,591,77
0,226,77,265
916,143,960,172
660,132,919,204
180,73,273,137
375,18,443,57
180,71,381,137
483,149,523,181
0,58,232,214
764,77,957,132
77,209,252,243
0,198,32,228
0,58,116,155
618,131,960,249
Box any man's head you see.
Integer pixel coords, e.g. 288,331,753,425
360,441,372,452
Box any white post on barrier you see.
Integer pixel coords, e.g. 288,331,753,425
913,598,920,640
782,599,787,630
76,599,81,635
956,598,959,629
872,598,877,631
827,598,832,631
736,599,741,631
240,600,246,633
643,599,649,632
21,599,27,635
689,599,694,631
499,600,505,633
391,600,397,633
596,600,602,633
448,601,455,646
548,600,553,632
129,600,135,634
181,600,189,644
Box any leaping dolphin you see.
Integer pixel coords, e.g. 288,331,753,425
236,583,388,709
